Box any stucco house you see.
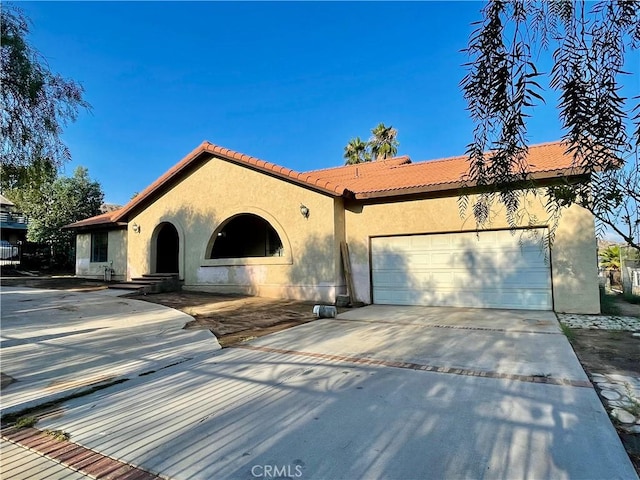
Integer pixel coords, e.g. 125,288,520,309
66,140,600,314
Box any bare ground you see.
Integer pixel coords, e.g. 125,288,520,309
0,274,108,292
569,330,639,378
128,290,347,347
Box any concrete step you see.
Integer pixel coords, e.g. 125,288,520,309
108,273,181,294
108,283,145,291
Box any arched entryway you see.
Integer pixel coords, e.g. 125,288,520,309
155,222,179,273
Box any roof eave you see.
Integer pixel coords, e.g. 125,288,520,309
63,221,128,231
353,168,589,200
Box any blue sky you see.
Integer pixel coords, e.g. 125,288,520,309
19,1,593,205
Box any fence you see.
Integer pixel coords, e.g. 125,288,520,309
0,242,21,266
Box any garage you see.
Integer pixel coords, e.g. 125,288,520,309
371,228,552,310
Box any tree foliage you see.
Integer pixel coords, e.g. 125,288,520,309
461,0,639,251
6,167,103,264
343,123,399,165
599,245,621,270
369,122,399,160
343,137,371,165
1,6,89,171
0,157,57,192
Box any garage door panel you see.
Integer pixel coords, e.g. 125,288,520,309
373,287,553,310
371,229,552,310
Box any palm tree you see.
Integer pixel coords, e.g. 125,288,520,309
369,122,399,160
343,137,371,165
599,245,621,270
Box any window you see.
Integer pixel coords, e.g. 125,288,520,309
91,232,108,262
210,214,283,259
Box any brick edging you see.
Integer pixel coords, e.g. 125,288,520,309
332,317,562,335
235,344,593,388
1,427,161,480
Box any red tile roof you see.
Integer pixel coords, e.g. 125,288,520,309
64,208,126,229
65,140,581,229
326,141,580,199
306,156,412,183
110,141,350,222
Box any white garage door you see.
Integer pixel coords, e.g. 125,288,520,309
371,229,552,310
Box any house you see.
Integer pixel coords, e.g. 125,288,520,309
0,193,27,245
65,140,601,314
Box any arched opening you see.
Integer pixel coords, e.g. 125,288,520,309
156,222,179,273
210,214,283,259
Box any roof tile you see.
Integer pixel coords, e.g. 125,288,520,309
312,142,579,198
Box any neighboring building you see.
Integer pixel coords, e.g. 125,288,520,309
621,246,640,296
0,193,27,245
65,140,601,314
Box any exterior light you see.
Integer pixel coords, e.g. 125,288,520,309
300,204,310,218
132,223,141,233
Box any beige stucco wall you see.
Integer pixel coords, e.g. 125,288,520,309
549,204,600,313
75,229,128,281
344,192,600,314
126,157,345,302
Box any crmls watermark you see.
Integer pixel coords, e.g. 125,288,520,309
250,464,304,478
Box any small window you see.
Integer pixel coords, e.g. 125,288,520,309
91,232,108,262
210,214,283,259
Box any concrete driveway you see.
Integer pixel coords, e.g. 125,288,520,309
7,303,635,479
0,286,220,415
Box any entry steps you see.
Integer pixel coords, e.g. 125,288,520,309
108,273,181,294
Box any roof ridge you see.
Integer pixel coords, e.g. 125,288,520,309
305,156,411,175
409,140,565,165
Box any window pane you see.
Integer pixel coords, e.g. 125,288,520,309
91,232,108,262
211,214,283,259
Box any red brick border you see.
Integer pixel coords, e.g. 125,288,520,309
1,427,161,479
331,317,561,335
235,344,593,388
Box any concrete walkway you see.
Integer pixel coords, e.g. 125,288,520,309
0,287,220,416
19,305,636,479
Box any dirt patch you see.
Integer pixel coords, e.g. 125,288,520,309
129,291,346,347
569,330,640,377
0,275,108,292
